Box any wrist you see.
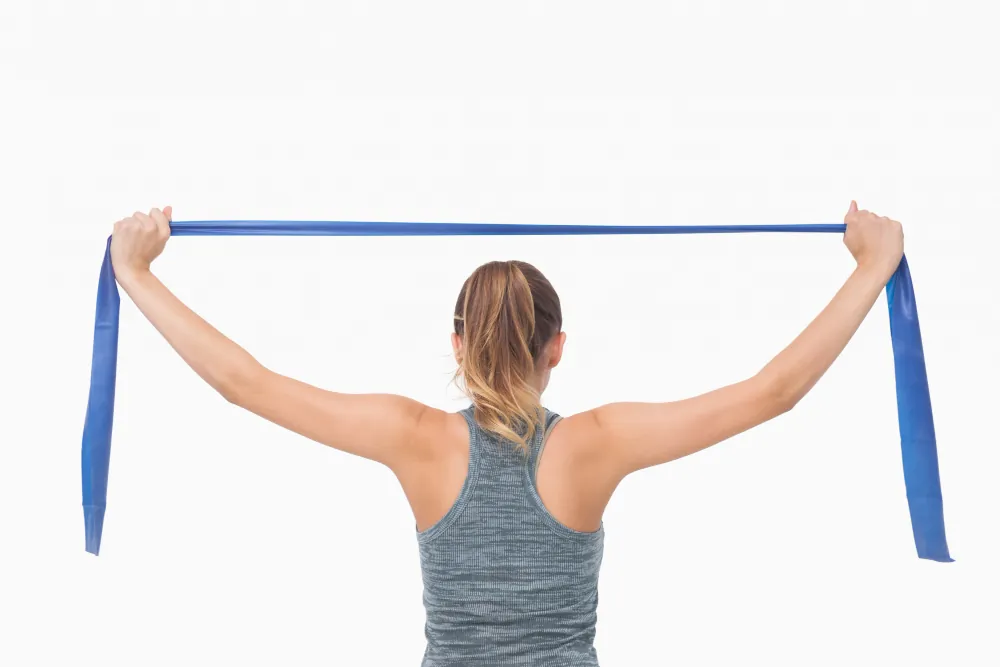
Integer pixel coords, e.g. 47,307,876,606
114,265,153,290
854,259,897,285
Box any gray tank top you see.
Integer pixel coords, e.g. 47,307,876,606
416,405,605,666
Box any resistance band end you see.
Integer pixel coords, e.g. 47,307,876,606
909,496,954,563
916,544,955,563
921,553,955,564
84,505,106,556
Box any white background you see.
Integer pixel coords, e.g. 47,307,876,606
2,1,998,665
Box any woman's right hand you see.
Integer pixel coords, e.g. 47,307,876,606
843,200,904,279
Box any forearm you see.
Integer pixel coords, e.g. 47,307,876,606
116,268,262,400
759,262,894,408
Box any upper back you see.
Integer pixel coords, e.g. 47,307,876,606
415,406,605,666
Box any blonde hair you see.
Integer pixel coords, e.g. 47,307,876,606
452,260,562,452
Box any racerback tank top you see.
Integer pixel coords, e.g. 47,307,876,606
416,405,605,666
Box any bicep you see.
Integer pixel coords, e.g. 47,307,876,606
591,374,790,475
228,366,429,467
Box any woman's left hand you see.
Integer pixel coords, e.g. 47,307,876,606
111,206,172,280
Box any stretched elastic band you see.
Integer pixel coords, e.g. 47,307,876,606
81,221,952,562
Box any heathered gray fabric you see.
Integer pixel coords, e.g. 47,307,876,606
416,406,605,666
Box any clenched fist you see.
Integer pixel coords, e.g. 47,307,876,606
843,200,904,279
111,206,172,281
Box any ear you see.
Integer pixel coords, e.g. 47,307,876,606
451,332,463,364
546,331,566,369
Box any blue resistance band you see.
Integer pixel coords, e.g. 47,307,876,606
81,221,952,562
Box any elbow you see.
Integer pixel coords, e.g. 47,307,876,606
758,372,800,417
776,392,799,416
217,362,266,406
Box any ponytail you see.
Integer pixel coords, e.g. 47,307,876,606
453,260,562,452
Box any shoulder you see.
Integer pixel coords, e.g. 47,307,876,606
541,408,609,470
405,405,472,464
535,408,620,531
391,405,472,513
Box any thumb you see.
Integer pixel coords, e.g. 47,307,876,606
163,205,173,221
847,200,858,215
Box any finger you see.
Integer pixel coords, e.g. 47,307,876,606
149,208,171,237
133,211,155,230
845,200,858,224
163,205,172,221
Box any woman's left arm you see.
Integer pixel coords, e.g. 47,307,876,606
111,207,430,468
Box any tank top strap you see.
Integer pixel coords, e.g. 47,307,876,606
529,407,562,476
459,405,483,459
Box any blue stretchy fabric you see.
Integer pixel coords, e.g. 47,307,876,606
81,221,952,562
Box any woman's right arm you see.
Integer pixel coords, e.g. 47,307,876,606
581,201,904,478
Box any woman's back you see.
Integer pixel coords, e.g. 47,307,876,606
417,406,604,666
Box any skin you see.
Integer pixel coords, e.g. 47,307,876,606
111,201,903,533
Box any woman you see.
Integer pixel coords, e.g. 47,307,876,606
110,201,902,666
